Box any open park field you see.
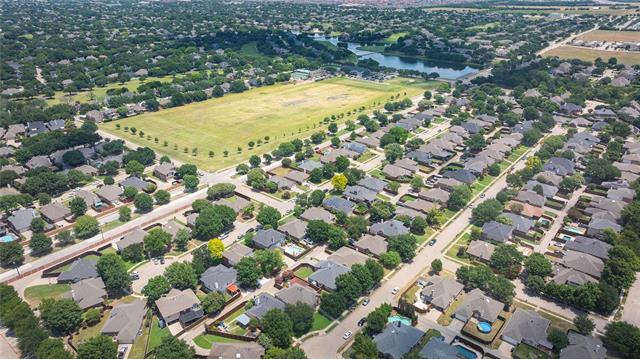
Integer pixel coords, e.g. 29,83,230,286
496,5,640,16
578,30,640,42
544,46,640,66
101,77,437,171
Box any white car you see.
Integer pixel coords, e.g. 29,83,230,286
391,287,399,295
343,331,353,340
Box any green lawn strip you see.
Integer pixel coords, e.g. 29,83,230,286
356,151,378,163
444,232,472,264
294,267,314,279
537,309,575,333
24,283,71,307
437,294,464,326
147,317,171,351
513,343,552,359
72,309,111,347
310,312,332,332
194,334,243,349
506,145,529,162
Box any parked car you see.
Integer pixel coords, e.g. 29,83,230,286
118,347,127,359
343,331,353,340
159,257,165,265
391,287,399,295
362,297,370,306
428,239,437,246
357,318,367,327
130,271,139,280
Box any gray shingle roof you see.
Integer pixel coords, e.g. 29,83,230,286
253,229,286,249
560,333,606,359
71,277,107,309
200,264,237,292
323,196,355,215
373,322,424,359
481,221,513,243
223,243,253,266
116,228,146,251
454,288,504,323
564,236,612,260
561,250,604,279
309,260,350,291
207,342,265,359
501,308,551,349
370,219,409,238
245,293,285,320
420,275,464,310
419,337,458,359
275,284,318,307
101,298,147,344
57,258,99,283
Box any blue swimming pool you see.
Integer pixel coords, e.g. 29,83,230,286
454,345,478,359
477,321,492,333
387,315,411,326
0,235,16,243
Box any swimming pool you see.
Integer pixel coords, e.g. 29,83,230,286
477,321,492,333
387,315,411,326
0,235,16,243
563,225,585,235
454,345,478,359
282,243,304,256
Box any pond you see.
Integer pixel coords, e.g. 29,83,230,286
311,35,479,80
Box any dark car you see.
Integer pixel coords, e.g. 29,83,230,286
357,318,367,327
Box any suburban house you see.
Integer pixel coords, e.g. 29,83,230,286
454,289,504,323
444,169,476,184
502,212,534,237
76,189,104,210
153,163,176,181
252,229,286,250
419,337,458,359
284,170,309,185
101,298,147,344
370,219,410,238
120,176,150,191
327,247,368,268
200,264,238,294
96,185,124,205
354,234,388,257
373,321,425,359
8,208,39,233
559,333,607,359
466,240,496,263
343,185,377,203
501,308,552,351
322,196,355,215
69,278,108,309
116,228,147,252
420,275,464,311
560,250,604,279
552,266,598,286
162,220,189,239
358,177,387,193
275,284,319,307
300,207,335,222
481,221,513,243
57,258,99,283
278,219,308,241
156,289,203,326
39,203,71,224
223,243,254,266
244,293,286,320
418,188,450,204
308,260,350,291
564,236,612,260
207,342,265,359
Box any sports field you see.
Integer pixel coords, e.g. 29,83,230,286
578,30,640,42
544,46,640,66
101,77,437,171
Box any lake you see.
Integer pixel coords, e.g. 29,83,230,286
312,35,479,80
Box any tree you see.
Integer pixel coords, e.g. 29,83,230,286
77,335,117,359
249,155,261,168
603,258,636,290
29,233,52,255
183,174,199,191
118,206,131,222
604,321,640,359
379,251,401,269
388,234,417,262
123,186,138,200
574,314,595,335
235,257,262,289
524,253,552,277
154,190,170,204
207,183,236,200
262,309,294,348
351,333,378,359
285,303,314,337
97,254,131,294
134,192,154,212
525,156,542,172
208,238,224,260
471,199,503,225
55,230,75,247
410,176,423,192
351,264,374,292
201,291,226,314
465,133,486,152
173,228,190,251
335,272,363,302
331,173,348,192
319,292,346,318
255,249,284,276
257,206,281,229
74,215,99,239
69,197,87,217
384,143,403,163
305,220,346,249
31,217,46,233
144,228,171,257
0,241,24,267
346,216,368,239
125,160,144,176
142,276,171,302
585,158,621,183
546,328,568,352
490,244,524,278
153,336,195,359
489,275,516,304
39,298,82,335
447,185,471,211
194,205,235,239
597,282,620,315
36,338,72,359
164,262,197,290
365,259,384,284
431,259,443,274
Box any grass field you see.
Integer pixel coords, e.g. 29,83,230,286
544,46,640,65
311,312,332,332
496,6,640,15
101,77,436,171
578,30,640,42
46,76,175,106
24,283,70,307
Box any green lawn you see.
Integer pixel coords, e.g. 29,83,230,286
445,232,472,264
513,343,552,359
101,77,437,170
295,267,314,279
148,317,171,351
193,334,243,349
24,283,71,307
72,309,111,347
310,312,332,332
